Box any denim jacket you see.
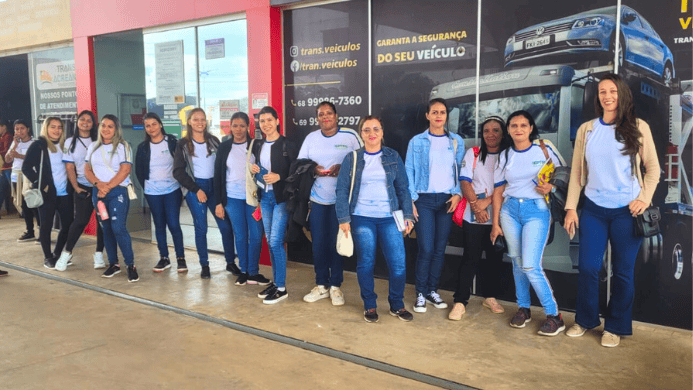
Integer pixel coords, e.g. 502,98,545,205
404,129,465,201
335,146,414,224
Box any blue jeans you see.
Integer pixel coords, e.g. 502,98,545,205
184,179,235,267
93,186,134,266
576,197,642,335
226,197,263,276
309,202,343,287
260,191,288,287
351,215,406,311
146,188,185,259
500,197,558,316
414,193,453,295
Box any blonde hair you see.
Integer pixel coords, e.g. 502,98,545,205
89,114,130,162
40,117,66,153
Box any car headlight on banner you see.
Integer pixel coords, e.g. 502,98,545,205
571,17,604,29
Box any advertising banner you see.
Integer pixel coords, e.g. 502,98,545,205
155,40,186,105
371,0,477,155
30,48,78,120
283,0,369,142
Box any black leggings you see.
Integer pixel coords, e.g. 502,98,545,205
453,221,505,305
65,184,104,253
38,193,73,259
14,182,40,232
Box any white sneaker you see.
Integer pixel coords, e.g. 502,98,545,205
303,285,329,303
93,252,106,269
330,286,345,306
413,293,427,313
55,252,72,272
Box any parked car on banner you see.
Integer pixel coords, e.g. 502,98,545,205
504,6,675,86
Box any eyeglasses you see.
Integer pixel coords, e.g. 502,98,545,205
361,127,382,134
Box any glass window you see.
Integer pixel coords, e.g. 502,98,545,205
197,19,248,139
143,27,197,137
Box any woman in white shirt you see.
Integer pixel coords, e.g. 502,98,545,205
563,73,660,347
172,108,236,279
135,112,185,273
449,116,510,320
5,119,39,241
61,110,105,269
22,117,73,271
490,110,565,337
84,114,138,283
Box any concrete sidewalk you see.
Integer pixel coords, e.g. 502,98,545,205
0,216,691,389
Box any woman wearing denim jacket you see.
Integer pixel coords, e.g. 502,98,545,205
135,112,185,273
405,98,465,313
563,74,660,348
336,116,415,323
172,108,237,279
490,110,566,337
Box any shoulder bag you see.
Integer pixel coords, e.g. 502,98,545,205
452,146,479,227
24,149,44,208
631,153,661,237
246,139,259,207
336,151,357,257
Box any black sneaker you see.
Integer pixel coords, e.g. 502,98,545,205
247,273,271,286
201,266,211,279
425,291,448,309
127,265,139,283
364,308,379,323
18,231,35,242
153,257,171,273
263,288,288,304
258,283,277,299
0,269,8,277
226,262,241,276
44,258,57,269
235,273,248,286
102,264,121,278
389,308,413,322
538,314,565,336
177,257,188,273
510,307,532,328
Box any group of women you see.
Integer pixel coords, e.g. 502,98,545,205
3,73,657,347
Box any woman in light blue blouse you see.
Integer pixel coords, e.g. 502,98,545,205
336,116,415,323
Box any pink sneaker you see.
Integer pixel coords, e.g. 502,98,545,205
483,298,505,314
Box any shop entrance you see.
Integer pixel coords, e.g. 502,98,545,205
0,54,31,125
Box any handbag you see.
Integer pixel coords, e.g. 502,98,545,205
246,139,259,207
23,149,44,208
336,151,357,257
453,146,480,227
634,206,661,237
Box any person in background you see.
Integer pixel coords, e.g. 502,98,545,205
214,112,270,287
449,116,510,320
405,97,465,313
136,112,186,273
22,117,74,270
336,116,415,323
173,108,237,279
250,106,298,304
61,110,105,269
0,118,12,217
5,119,40,241
299,101,363,306
490,110,566,337
84,114,138,282
563,73,660,348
